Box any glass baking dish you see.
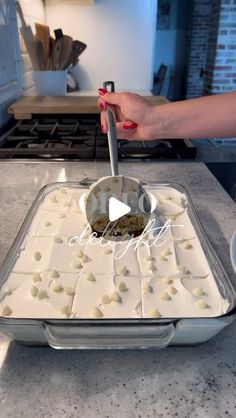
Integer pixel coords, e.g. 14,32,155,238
0,179,235,349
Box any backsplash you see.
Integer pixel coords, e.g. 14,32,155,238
45,0,157,91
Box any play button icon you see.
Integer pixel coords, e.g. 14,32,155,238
85,175,153,241
109,197,131,222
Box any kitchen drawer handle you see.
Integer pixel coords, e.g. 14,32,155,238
42,322,175,350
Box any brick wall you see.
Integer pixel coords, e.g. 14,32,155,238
203,0,221,94
205,0,236,94
17,0,45,94
186,0,211,98
186,0,236,98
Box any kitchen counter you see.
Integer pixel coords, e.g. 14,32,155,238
0,161,235,418
8,95,168,119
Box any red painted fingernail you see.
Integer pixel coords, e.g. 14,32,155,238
123,122,138,130
98,88,107,96
99,101,106,110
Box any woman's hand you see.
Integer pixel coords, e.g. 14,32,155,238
97,89,159,140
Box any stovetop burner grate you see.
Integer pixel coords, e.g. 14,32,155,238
0,114,196,160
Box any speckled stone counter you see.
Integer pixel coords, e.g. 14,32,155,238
0,162,235,418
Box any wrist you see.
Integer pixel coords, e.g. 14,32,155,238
149,104,171,139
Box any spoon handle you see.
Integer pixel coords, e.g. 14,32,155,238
103,81,119,176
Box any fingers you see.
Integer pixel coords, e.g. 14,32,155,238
100,111,107,133
115,121,138,140
100,118,138,136
98,89,123,106
98,97,107,111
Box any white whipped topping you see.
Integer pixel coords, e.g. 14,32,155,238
0,185,229,319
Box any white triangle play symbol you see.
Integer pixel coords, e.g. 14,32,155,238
109,197,131,222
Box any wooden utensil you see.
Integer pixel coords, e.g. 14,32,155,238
53,38,63,70
62,40,87,69
34,40,45,70
35,23,50,67
58,35,73,70
15,1,38,69
47,36,55,70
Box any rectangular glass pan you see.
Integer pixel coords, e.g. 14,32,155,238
0,180,235,349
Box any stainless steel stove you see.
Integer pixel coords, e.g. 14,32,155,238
0,114,197,160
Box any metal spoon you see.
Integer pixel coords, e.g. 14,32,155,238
103,81,119,176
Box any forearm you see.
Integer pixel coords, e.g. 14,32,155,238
154,91,236,139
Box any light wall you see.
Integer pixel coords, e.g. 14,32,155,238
45,0,157,91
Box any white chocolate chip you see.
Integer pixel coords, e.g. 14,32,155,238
77,249,84,258
101,294,111,304
82,254,90,263
142,281,153,293
72,261,83,269
117,266,128,276
160,291,171,301
50,270,60,278
161,277,173,284
148,309,161,318
31,286,38,297
32,273,42,283
110,292,121,303
5,289,12,296
58,212,66,219
161,248,172,257
169,286,177,295
60,305,71,317
183,241,193,250
54,236,63,244
195,299,208,309
69,236,77,245
86,272,96,282
34,251,42,261
90,307,103,318
38,290,49,300
50,194,58,203
52,282,63,293
1,305,12,316
183,274,192,280
45,221,52,227
64,287,75,296
192,287,204,297
118,281,128,292
159,255,168,262
147,262,156,271
105,248,113,255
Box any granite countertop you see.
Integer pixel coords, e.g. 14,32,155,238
0,161,235,418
